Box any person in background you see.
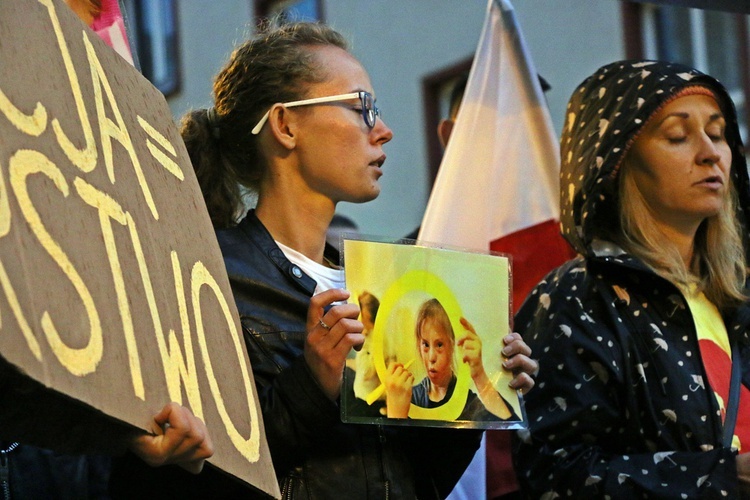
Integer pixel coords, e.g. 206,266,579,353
514,60,750,498
435,73,552,500
0,359,213,499
64,0,100,26
405,74,468,242
65,0,135,64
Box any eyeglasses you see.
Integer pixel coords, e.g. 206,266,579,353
250,91,380,135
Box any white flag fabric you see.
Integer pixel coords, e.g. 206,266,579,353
419,0,559,249
419,0,574,498
419,0,573,316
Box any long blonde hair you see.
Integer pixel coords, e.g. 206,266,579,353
617,161,747,308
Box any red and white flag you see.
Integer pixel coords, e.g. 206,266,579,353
418,0,575,498
418,0,573,314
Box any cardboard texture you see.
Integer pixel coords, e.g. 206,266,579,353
0,1,278,497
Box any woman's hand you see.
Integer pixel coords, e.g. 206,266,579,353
502,332,537,394
128,402,214,474
385,361,414,418
304,288,364,401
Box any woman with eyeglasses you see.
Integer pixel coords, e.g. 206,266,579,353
111,21,536,499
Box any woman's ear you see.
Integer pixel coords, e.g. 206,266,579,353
267,104,297,150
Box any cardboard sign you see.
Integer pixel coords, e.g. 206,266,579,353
0,1,278,497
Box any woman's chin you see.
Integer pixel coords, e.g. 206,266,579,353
347,187,381,204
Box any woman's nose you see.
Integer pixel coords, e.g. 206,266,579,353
372,117,393,145
697,134,721,166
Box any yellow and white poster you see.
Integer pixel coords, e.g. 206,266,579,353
342,238,525,430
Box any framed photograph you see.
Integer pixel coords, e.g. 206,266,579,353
341,237,526,430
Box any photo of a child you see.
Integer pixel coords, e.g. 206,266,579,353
352,291,382,401
385,298,516,421
342,238,524,430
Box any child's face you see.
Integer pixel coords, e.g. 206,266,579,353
418,318,453,389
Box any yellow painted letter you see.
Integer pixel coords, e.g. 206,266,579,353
74,177,145,399
9,150,102,375
0,258,41,361
0,89,48,138
38,0,98,173
83,34,158,219
191,262,260,462
128,216,202,417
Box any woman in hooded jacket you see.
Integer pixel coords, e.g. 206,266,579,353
513,60,750,498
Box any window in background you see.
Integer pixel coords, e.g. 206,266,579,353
624,2,750,142
422,59,473,188
122,0,180,96
255,0,323,25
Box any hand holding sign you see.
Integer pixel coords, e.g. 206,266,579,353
305,289,364,401
128,402,213,474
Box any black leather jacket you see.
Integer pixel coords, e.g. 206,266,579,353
217,211,481,499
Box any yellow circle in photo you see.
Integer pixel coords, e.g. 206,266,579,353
371,269,470,420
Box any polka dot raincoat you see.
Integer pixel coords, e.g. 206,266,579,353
514,60,750,498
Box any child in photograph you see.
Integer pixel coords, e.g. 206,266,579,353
386,298,517,421
352,291,382,400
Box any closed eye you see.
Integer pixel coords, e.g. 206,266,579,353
706,126,725,142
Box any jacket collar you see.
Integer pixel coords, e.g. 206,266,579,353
238,210,318,296
236,210,342,297
587,242,750,343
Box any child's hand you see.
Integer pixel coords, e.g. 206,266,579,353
385,361,413,418
457,317,484,379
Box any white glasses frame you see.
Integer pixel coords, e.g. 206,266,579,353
250,91,379,135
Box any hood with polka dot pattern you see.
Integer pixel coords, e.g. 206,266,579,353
558,59,750,258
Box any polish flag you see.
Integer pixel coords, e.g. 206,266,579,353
418,0,573,311
417,0,575,497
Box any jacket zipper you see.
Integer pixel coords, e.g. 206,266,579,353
281,475,294,500
0,442,18,500
377,425,391,500
0,454,8,500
